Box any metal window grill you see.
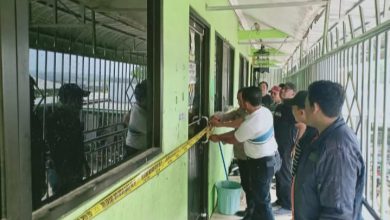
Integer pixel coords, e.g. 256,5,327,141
29,0,147,207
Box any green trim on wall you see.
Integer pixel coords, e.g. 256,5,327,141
238,29,289,40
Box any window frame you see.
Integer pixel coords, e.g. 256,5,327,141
245,59,249,87
228,47,235,105
214,33,235,111
1,0,163,219
239,54,248,89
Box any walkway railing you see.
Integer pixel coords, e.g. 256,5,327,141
285,16,390,220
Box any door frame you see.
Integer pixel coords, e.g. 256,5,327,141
189,8,210,219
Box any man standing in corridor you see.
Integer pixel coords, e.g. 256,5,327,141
210,86,277,220
209,88,251,217
294,80,365,219
273,82,297,213
259,81,272,108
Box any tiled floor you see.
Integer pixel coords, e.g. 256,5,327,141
210,176,291,220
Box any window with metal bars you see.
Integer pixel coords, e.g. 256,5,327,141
27,0,161,215
215,35,235,111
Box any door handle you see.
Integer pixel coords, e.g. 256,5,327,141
188,115,202,127
201,116,209,144
192,115,199,122
201,116,208,125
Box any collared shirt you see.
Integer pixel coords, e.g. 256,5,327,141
294,117,365,220
234,107,277,159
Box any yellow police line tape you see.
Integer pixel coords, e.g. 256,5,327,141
77,126,212,220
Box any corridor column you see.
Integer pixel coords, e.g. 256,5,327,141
0,0,31,219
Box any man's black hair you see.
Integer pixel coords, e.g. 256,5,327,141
58,83,90,108
259,81,269,89
134,80,147,103
284,90,307,109
284,82,297,92
308,80,345,117
241,86,262,106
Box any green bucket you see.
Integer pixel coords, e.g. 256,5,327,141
216,180,242,215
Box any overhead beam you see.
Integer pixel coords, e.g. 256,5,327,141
29,24,90,28
94,7,147,12
243,14,296,39
239,40,300,44
238,29,289,40
206,0,327,11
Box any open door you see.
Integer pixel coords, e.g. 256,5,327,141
188,15,209,220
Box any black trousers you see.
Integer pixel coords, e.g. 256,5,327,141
246,156,275,220
237,159,252,207
275,149,292,209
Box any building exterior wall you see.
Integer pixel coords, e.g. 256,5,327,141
63,0,252,219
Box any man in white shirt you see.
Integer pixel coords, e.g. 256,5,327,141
210,86,277,220
123,80,147,157
210,88,251,217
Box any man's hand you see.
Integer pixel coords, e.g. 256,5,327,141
209,115,221,126
209,134,220,142
211,120,223,127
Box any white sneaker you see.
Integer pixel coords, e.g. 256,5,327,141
271,204,281,211
273,207,291,215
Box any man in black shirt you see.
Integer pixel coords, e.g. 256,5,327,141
45,84,91,194
269,85,282,113
284,91,317,177
284,91,318,217
273,82,297,213
30,77,47,209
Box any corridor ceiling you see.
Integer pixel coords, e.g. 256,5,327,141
30,0,383,67
207,0,382,67
30,0,147,54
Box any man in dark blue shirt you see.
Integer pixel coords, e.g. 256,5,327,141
294,80,365,219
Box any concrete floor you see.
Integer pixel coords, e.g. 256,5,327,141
210,176,291,220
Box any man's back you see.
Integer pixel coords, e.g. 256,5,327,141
294,117,365,220
235,107,277,159
126,103,147,150
45,105,86,193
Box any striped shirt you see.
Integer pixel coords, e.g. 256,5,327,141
291,127,318,176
